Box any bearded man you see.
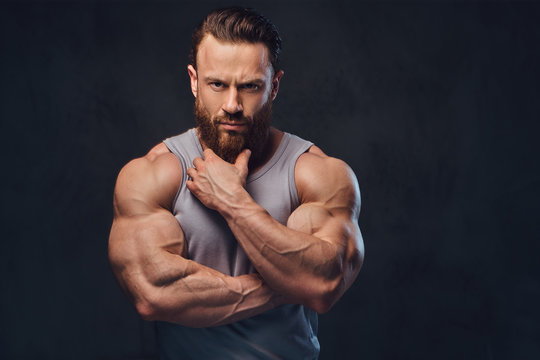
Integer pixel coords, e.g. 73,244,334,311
108,7,364,359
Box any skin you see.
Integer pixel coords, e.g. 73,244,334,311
108,35,364,327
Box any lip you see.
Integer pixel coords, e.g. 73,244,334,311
218,122,247,131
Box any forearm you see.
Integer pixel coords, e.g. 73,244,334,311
184,147,363,313
114,251,282,328
220,194,348,311
109,151,284,328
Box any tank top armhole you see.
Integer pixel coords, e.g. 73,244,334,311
288,141,314,211
162,139,188,213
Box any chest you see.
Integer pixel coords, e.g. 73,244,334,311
172,174,297,276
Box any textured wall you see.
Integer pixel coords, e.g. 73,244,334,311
1,1,539,359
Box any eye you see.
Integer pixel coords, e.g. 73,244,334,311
209,82,225,90
241,83,260,92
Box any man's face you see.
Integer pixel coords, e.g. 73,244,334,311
188,35,283,163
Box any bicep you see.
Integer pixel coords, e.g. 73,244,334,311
287,202,358,249
290,153,364,268
109,154,187,288
110,210,185,258
109,210,187,286
292,152,361,242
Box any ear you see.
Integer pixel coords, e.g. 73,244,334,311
187,65,198,98
270,70,284,101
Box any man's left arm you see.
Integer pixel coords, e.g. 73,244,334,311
186,147,364,314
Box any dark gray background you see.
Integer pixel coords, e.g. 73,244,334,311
1,0,539,359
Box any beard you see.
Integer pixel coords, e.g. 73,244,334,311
194,97,272,164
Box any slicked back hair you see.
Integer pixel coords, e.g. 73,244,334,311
190,7,282,74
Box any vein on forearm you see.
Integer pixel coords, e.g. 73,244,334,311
227,204,346,291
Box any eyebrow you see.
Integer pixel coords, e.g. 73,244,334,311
203,76,224,83
203,76,265,85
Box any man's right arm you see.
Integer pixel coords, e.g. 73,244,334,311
108,147,281,328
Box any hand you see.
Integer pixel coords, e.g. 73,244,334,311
186,148,251,212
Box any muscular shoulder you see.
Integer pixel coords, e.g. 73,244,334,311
295,146,360,216
114,142,181,216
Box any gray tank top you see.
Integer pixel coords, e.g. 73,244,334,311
158,128,319,359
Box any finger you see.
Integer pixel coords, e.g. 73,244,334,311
234,149,251,172
193,156,204,169
202,148,215,160
185,179,195,192
186,167,198,180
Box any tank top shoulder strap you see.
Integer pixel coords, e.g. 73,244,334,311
162,128,202,204
283,133,313,208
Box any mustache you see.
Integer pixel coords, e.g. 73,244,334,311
213,113,252,124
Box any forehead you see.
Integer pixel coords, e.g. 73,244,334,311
196,35,272,80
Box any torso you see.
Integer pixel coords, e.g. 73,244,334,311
154,128,320,359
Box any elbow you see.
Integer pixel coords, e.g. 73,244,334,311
310,245,365,314
307,258,351,314
135,299,157,321
135,293,197,326
306,279,343,314
306,256,361,313
304,245,364,314
133,288,165,321
117,279,160,321
309,298,334,314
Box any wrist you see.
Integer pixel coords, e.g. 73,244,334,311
219,187,261,220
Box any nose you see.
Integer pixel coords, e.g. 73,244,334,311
222,87,243,115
